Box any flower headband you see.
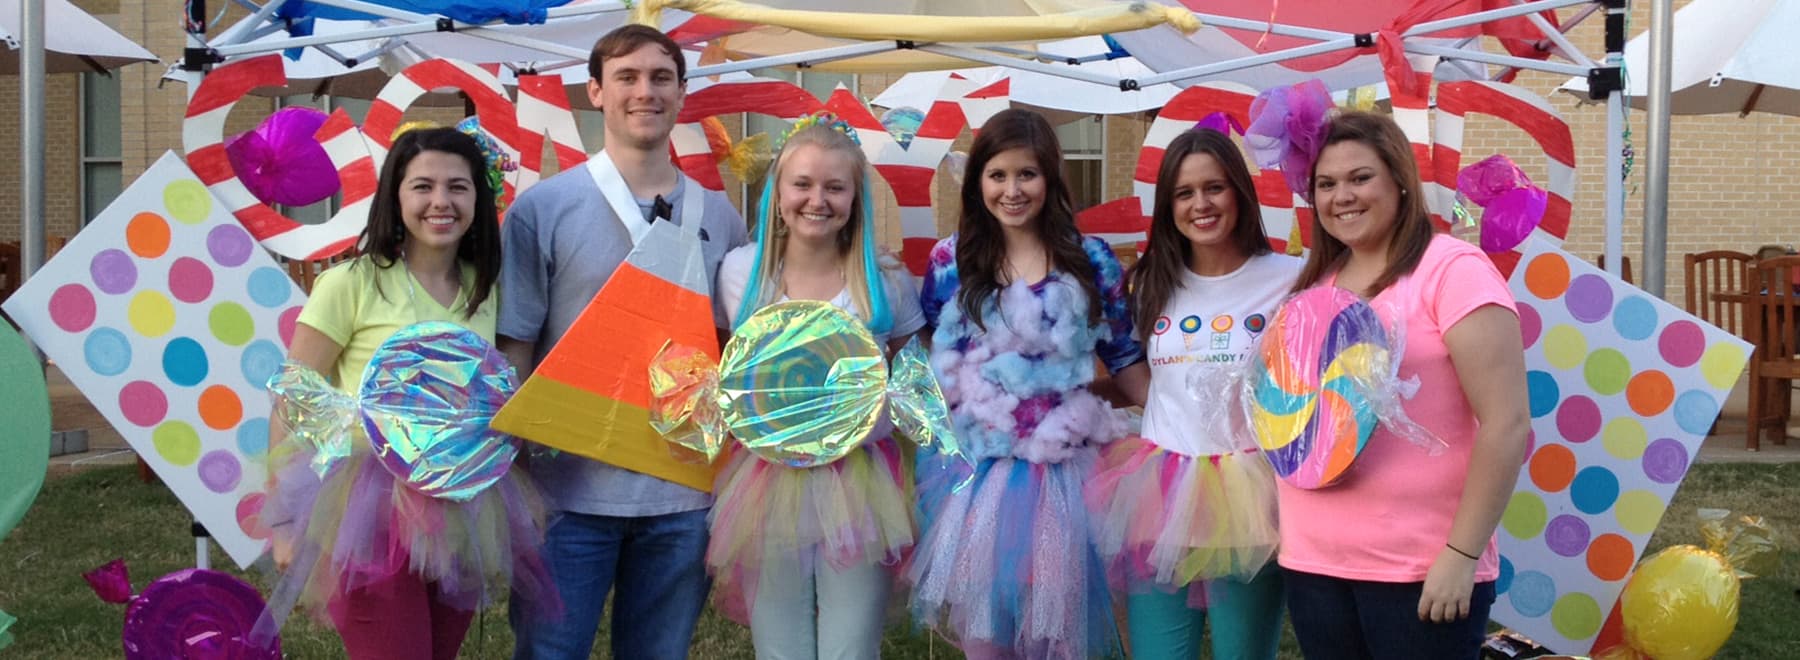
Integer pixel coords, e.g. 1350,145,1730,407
779,111,861,149
391,118,518,212
1244,79,1335,201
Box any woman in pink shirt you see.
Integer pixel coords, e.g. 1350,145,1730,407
1275,111,1530,659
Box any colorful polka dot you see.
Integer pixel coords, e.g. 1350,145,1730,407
197,451,243,493
1527,370,1559,418
127,290,176,337
1508,570,1556,617
246,267,292,308
1642,438,1690,484
237,492,270,541
48,284,97,332
197,385,243,430
1502,491,1548,540
1658,320,1705,368
126,212,171,258
1614,490,1665,535
278,306,302,348
1611,295,1658,341
83,328,132,376
1517,302,1541,349
236,417,270,459
1551,593,1602,640
1524,253,1570,300
168,257,215,304
1544,514,1591,557
163,179,213,224
1625,370,1676,416
1556,395,1601,443
89,249,138,295
1542,325,1587,370
1569,466,1621,515
1673,390,1720,436
1583,349,1631,395
1586,533,1636,582
152,420,201,466
161,337,209,387
1602,417,1648,460
208,302,255,347
1564,274,1614,323
1529,444,1577,492
240,340,284,391
117,381,168,427
1698,341,1748,391
1497,556,1514,594
206,223,254,267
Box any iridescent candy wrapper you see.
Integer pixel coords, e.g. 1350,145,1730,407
650,302,971,475
266,363,358,478
358,322,521,502
267,322,521,501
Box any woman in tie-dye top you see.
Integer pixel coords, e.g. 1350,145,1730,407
904,108,1149,660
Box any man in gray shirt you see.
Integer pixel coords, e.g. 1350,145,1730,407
500,24,748,660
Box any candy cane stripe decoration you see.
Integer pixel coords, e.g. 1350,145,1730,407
1432,79,1575,276
513,73,590,192
183,55,364,260
673,78,824,191
1127,82,1300,253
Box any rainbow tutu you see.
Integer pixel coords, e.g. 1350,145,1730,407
1085,437,1279,606
905,448,1117,660
706,437,914,624
260,436,555,632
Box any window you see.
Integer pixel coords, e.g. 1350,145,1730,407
1055,115,1105,212
741,69,858,215
80,71,123,226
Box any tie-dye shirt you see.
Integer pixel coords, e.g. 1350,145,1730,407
920,234,1144,463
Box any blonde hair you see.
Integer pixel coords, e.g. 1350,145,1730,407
744,124,884,325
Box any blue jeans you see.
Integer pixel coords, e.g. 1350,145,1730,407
1283,568,1495,660
510,510,711,660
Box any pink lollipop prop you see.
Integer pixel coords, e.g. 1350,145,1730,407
86,560,280,659
224,106,340,208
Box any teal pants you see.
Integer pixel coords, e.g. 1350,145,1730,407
1125,566,1284,660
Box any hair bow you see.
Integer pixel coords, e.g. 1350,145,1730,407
1245,79,1334,201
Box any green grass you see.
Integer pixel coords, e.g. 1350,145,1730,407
1,464,1795,658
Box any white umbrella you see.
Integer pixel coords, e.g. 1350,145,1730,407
0,0,157,73
1558,0,1800,116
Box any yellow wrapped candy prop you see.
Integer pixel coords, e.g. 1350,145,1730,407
1611,509,1776,660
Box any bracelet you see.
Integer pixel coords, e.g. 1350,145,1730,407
1446,542,1480,561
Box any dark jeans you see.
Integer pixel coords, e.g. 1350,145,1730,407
509,509,712,660
1283,568,1495,660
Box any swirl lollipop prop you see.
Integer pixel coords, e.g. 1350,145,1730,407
1246,287,1441,488
268,322,521,501
86,559,280,659
651,301,967,473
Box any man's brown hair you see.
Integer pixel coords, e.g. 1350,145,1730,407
587,24,685,82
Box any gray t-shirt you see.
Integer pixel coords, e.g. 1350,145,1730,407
499,165,748,517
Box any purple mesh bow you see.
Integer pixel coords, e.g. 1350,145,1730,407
1245,79,1334,200
1457,154,1548,254
1195,112,1244,136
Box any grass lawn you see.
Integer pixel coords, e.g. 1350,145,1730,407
1,463,1794,659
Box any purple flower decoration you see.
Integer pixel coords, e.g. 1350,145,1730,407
224,107,340,207
1457,154,1548,254
1194,112,1243,137
1245,79,1334,201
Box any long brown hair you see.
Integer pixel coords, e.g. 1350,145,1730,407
1128,128,1270,335
1290,110,1435,296
357,127,501,318
954,108,1100,330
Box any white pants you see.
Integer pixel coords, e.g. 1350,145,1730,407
750,556,891,660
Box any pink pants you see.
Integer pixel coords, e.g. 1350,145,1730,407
327,570,474,660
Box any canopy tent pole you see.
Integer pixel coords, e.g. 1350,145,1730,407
19,0,44,350
1138,38,1359,87
918,44,1135,87
1642,0,1671,295
1603,0,1627,279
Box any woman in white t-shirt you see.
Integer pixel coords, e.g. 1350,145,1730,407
1086,127,1299,659
709,113,925,660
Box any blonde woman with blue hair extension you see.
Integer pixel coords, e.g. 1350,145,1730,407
710,112,926,660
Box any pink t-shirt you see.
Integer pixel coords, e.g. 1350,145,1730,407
1277,234,1517,583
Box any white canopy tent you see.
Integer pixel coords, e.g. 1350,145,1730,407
0,0,156,73
1558,0,1800,116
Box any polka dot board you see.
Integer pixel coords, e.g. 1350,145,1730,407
0,153,306,570
1491,238,1751,654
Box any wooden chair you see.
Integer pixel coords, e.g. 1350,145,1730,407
285,252,356,293
1745,256,1800,451
1685,250,1753,336
1595,253,1634,284
0,241,20,305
